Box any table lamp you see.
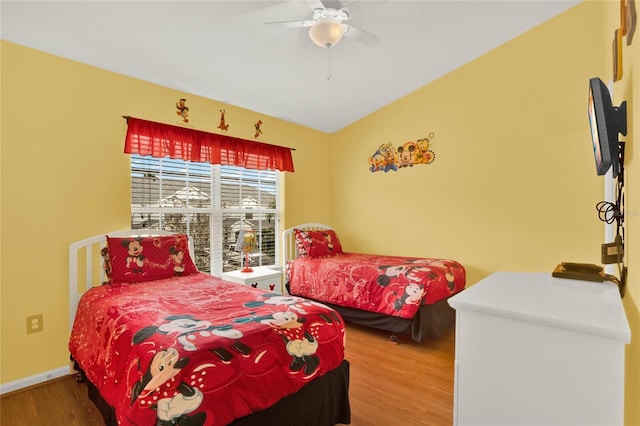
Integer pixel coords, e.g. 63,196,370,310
236,229,257,273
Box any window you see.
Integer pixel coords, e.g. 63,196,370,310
131,154,282,275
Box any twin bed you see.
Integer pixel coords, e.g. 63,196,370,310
68,225,464,425
68,230,350,426
283,224,466,342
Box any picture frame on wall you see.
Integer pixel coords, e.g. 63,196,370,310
613,28,623,82
625,0,637,45
621,0,627,35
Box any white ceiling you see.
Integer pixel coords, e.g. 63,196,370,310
1,0,581,133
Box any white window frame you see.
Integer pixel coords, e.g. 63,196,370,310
130,155,283,276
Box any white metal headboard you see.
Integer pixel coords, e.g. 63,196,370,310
68,229,193,332
281,223,334,266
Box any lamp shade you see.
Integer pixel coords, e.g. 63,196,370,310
309,19,345,48
236,230,256,253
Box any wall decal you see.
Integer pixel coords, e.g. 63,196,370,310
254,120,263,139
218,109,229,131
368,133,436,173
176,98,189,123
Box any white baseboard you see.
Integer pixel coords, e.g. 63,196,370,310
0,366,70,395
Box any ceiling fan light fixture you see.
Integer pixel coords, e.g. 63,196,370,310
309,19,345,48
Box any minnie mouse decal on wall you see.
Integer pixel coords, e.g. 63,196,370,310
367,132,436,173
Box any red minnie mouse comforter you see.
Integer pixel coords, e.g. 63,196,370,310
287,253,466,319
68,273,345,426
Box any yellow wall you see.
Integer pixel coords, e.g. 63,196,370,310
1,1,638,423
602,0,640,423
331,2,604,285
330,1,639,423
0,39,330,385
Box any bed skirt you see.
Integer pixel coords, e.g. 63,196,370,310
319,298,456,342
76,359,351,426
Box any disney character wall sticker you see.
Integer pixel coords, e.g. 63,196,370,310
254,120,263,138
176,98,189,123
368,132,436,173
217,109,229,131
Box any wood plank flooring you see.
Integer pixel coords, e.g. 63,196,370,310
345,324,455,426
0,323,455,425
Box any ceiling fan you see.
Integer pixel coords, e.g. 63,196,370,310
263,0,378,49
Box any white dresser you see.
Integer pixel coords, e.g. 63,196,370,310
448,272,630,426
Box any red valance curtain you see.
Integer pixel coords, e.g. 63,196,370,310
124,117,294,172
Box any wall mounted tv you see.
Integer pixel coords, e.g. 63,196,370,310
588,77,627,177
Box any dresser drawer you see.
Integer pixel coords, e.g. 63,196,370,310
221,267,283,293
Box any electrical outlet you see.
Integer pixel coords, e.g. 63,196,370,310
26,314,44,334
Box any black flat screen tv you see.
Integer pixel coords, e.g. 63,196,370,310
588,77,627,177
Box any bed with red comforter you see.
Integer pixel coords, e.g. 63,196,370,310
283,224,466,342
68,230,350,426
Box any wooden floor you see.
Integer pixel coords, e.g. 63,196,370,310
0,323,455,425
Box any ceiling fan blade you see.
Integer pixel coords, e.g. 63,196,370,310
337,1,358,9
306,0,325,12
344,25,379,46
263,19,315,29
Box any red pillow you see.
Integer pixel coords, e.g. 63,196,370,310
106,234,198,283
294,229,343,258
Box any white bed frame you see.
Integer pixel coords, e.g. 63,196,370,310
282,223,333,266
68,229,193,332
